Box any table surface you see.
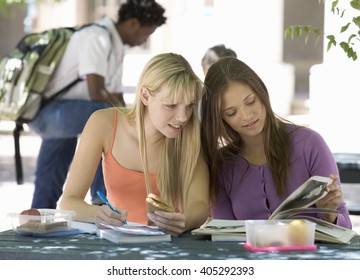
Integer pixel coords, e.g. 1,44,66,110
0,230,360,260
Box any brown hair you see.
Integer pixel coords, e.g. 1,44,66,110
200,57,291,203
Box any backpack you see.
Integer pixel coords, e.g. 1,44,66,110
0,23,107,185
0,28,71,123
0,23,105,123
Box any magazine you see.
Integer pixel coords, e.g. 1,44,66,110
269,175,331,219
191,219,247,242
192,176,358,244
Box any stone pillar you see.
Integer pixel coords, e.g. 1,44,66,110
215,0,295,117
309,0,360,153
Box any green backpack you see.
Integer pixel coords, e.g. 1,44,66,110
0,27,75,122
0,23,105,123
0,24,106,185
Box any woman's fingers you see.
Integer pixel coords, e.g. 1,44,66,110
95,205,127,227
147,211,186,237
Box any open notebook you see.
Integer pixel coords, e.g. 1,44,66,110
97,222,171,244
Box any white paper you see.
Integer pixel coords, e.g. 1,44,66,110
99,221,167,236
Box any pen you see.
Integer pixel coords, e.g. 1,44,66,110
96,190,127,224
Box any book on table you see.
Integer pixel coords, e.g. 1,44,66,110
97,221,171,244
191,176,358,244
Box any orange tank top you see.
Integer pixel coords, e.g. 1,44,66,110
103,110,159,224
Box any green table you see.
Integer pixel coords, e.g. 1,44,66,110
0,230,360,260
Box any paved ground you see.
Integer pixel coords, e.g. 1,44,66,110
1,120,360,233
0,131,39,231
0,130,97,231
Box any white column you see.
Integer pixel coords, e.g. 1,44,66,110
32,0,78,31
213,0,295,117
309,0,360,153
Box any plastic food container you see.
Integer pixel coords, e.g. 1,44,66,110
244,219,317,252
7,209,76,235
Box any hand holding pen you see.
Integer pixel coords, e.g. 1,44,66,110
96,191,127,225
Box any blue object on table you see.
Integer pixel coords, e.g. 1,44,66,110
16,228,82,237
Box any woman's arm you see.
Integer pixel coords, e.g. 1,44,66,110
147,155,210,236
306,130,352,228
59,109,126,226
183,154,210,230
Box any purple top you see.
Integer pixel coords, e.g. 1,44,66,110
212,125,352,229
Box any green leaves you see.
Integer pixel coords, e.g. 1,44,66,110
285,0,360,61
284,25,322,47
354,16,360,29
350,0,360,10
327,35,336,51
340,41,358,60
341,22,351,32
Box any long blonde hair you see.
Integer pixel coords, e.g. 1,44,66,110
125,53,203,211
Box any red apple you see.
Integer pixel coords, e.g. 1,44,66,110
19,208,41,225
20,209,40,216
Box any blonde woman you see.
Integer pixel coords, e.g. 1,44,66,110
60,53,209,236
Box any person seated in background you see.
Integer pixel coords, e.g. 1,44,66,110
60,53,210,237
200,57,352,229
201,44,237,75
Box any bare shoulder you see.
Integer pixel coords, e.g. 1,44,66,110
86,108,117,132
80,108,114,137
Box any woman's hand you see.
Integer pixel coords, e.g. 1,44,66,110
316,174,343,223
147,211,186,237
94,205,127,228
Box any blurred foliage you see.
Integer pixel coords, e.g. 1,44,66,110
0,0,64,14
285,0,360,61
0,0,63,5
0,0,26,14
